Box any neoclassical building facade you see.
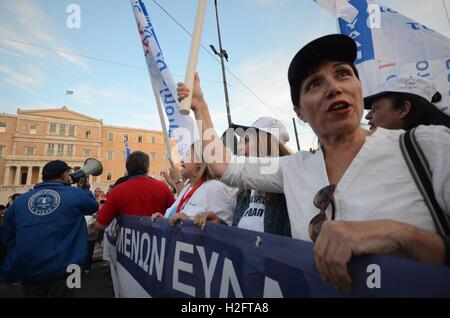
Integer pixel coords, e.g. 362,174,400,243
0,106,172,203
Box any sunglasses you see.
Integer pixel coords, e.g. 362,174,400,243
308,184,336,242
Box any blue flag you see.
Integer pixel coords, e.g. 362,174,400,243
124,137,131,159
315,0,450,114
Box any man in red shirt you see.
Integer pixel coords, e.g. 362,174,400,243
95,151,175,230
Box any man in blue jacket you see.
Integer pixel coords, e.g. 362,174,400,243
0,160,99,298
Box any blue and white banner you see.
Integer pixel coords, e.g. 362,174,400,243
130,0,198,156
124,137,131,158
104,216,450,298
314,0,450,114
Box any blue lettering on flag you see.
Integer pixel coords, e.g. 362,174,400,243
338,0,375,64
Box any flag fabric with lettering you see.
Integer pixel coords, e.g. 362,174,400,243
314,0,450,114
124,138,131,158
130,0,198,155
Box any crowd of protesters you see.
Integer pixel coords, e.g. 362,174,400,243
1,34,449,298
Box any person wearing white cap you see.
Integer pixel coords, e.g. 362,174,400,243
177,35,450,294
193,117,292,236
364,76,450,131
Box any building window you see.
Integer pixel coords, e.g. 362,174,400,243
67,145,74,156
30,124,37,134
25,147,35,156
108,132,113,141
59,124,66,136
84,149,91,157
57,144,64,156
47,144,55,156
49,123,56,133
151,136,156,144
124,134,128,142
0,122,6,133
151,152,157,160
106,172,112,181
69,126,75,137
107,151,114,160
138,135,143,143
0,145,4,157
85,130,92,138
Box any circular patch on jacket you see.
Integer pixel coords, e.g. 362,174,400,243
28,189,61,216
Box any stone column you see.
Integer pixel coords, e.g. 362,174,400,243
38,166,43,183
26,166,32,185
14,166,21,185
3,166,10,185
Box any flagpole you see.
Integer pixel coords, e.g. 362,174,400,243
444,0,450,27
150,76,172,161
179,0,208,115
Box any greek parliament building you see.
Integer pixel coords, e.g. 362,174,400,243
0,106,172,203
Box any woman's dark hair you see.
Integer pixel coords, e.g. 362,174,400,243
384,92,450,130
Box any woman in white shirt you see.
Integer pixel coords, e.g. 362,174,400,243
152,142,235,225
177,34,450,293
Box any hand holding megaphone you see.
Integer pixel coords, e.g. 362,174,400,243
69,158,103,184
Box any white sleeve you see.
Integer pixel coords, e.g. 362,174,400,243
204,181,235,225
415,125,450,215
221,155,284,193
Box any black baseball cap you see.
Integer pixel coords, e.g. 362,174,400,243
288,34,357,107
42,160,72,181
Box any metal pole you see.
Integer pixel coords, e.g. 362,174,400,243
292,118,301,151
444,0,450,27
214,0,232,127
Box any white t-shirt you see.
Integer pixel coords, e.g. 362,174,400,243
164,180,236,225
237,190,266,232
222,126,450,241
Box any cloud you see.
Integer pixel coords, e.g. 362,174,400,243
56,50,89,72
123,113,164,130
0,64,46,93
72,85,153,110
228,50,318,150
0,1,90,71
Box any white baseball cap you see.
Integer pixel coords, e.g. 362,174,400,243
364,76,441,110
232,116,290,145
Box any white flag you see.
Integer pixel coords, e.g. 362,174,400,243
130,0,198,156
314,0,450,114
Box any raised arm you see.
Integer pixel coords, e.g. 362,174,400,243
177,73,231,177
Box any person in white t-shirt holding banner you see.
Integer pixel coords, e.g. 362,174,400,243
193,117,292,237
152,142,236,225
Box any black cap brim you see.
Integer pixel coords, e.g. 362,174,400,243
363,92,389,110
288,34,357,106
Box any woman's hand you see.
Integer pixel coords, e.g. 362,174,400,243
193,211,223,230
177,72,206,112
313,219,445,293
151,212,164,222
169,212,190,227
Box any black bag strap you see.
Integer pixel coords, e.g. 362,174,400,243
399,128,450,237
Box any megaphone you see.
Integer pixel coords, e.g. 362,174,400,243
69,158,103,184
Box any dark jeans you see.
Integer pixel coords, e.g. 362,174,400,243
83,240,96,271
22,275,75,298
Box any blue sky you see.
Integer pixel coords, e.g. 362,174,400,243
1,0,449,151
